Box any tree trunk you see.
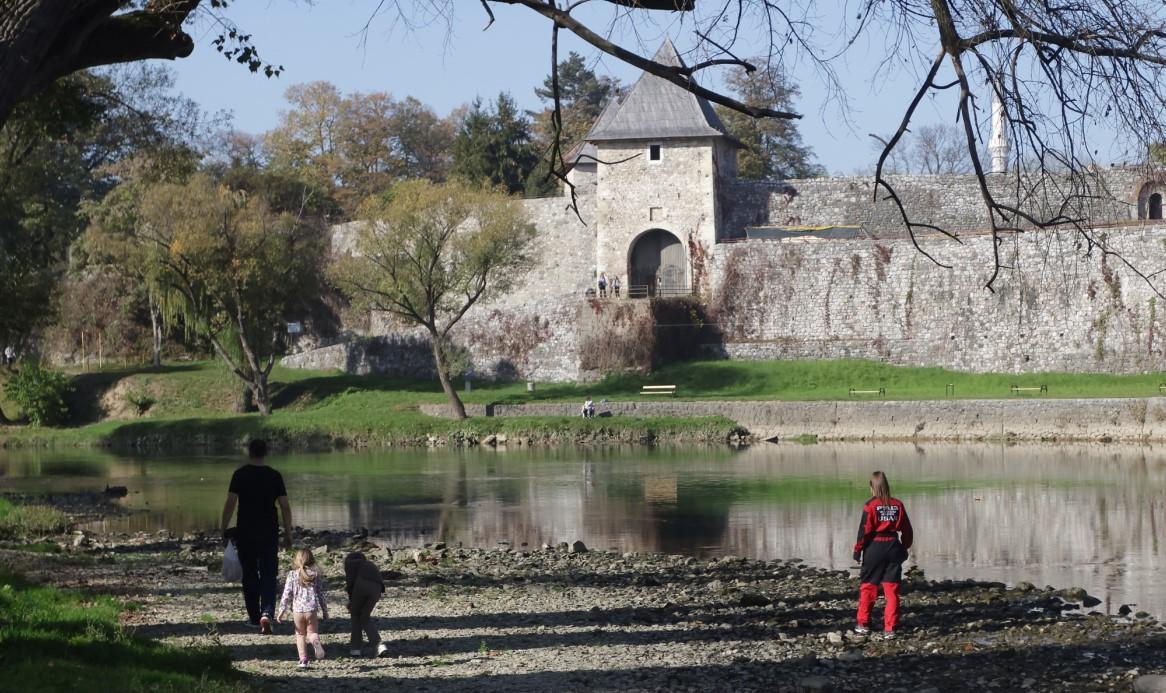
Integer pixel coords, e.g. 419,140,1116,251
234,386,255,414
149,293,163,368
252,370,272,416
430,335,467,419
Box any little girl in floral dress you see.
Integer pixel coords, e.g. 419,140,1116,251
276,548,329,669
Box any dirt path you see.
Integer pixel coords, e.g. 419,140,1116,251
4,531,1166,692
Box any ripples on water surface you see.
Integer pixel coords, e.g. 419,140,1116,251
2,442,1165,614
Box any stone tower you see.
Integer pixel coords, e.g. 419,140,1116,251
584,39,739,297
989,84,1008,174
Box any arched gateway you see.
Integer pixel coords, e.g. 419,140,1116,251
628,228,687,298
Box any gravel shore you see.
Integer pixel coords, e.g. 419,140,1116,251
3,524,1166,693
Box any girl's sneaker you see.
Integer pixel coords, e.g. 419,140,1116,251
853,625,870,635
883,630,896,640
376,642,389,658
297,658,309,669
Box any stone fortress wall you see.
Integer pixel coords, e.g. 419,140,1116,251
287,166,1166,381
708,224,1166,374
283,37,1166,383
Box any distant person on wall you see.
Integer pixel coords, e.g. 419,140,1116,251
612,275,621,298
598,272,607,298
853,471,913,639
3,345,13,367
221,438,293,634
582,397,596,418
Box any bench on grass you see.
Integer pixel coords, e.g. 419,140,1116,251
640,385,677,397
848,387,886,398
1159,382,1166,393
1010,384,1048,395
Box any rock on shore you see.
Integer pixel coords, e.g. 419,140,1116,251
2,529,1165,692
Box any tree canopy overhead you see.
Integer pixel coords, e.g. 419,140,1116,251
8,1,1166,289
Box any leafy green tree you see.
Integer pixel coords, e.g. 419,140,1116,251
532,51,620,150
135,174,326,415
329,180,535,419
0,72,115,353
716,64,824,180
389,96,455,182
526,52,621,197
265,83,456,214
451,94,538,195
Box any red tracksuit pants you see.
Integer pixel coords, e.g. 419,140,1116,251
856,539,904,631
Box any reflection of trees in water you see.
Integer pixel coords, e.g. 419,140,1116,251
21,443,1166,615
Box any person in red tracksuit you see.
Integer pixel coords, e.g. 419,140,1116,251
853,470,913,638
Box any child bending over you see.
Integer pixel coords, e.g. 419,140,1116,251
344,551,387,657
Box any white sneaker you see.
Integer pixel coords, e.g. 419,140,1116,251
854,625,870,635
376,642,389,658
883,630,896,640
349,648,362,657
297,659,309,669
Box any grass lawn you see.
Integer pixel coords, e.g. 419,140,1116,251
1,357,1164,450
0,569,243,692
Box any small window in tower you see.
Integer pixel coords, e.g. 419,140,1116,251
649,144,662,161
1151,193,1163,220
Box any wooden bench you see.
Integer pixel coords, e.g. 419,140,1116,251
1010,384,1048,395
640,385,677,397
1159,382,1166,393
848,387,885,398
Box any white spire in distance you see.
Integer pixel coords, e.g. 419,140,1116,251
989,84,1008,174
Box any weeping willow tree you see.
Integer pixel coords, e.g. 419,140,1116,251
115,173,325,415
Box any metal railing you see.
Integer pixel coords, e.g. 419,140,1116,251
625,284,692,299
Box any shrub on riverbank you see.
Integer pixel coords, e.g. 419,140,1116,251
0,569,242,692
0,498,70,538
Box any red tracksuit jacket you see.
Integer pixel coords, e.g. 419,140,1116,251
853,496,913,555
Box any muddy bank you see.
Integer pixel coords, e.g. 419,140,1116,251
423,397,1166,444
3,525,1166,692
0,416,743,454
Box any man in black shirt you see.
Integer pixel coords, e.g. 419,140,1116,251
221,439,292,633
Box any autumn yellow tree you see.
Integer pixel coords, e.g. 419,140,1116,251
136,174,325,414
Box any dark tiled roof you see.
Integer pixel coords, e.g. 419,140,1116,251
585,39,730,142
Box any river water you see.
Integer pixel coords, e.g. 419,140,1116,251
3,442,1166,615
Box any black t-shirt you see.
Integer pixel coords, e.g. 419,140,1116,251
228,463,287,539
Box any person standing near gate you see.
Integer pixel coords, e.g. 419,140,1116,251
852,470,913,639
222,439,293,634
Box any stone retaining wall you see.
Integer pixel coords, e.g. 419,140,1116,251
421,397,1166,443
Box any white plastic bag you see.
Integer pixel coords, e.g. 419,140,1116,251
222,539,243,582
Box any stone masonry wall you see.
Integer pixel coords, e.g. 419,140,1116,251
287,196,601,382
707,225,1166,374
765,169,1148,238
420,397,1166,443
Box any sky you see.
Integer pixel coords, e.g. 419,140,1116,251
166,2,1128,175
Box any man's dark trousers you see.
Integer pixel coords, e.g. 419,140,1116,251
236,534,278,624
